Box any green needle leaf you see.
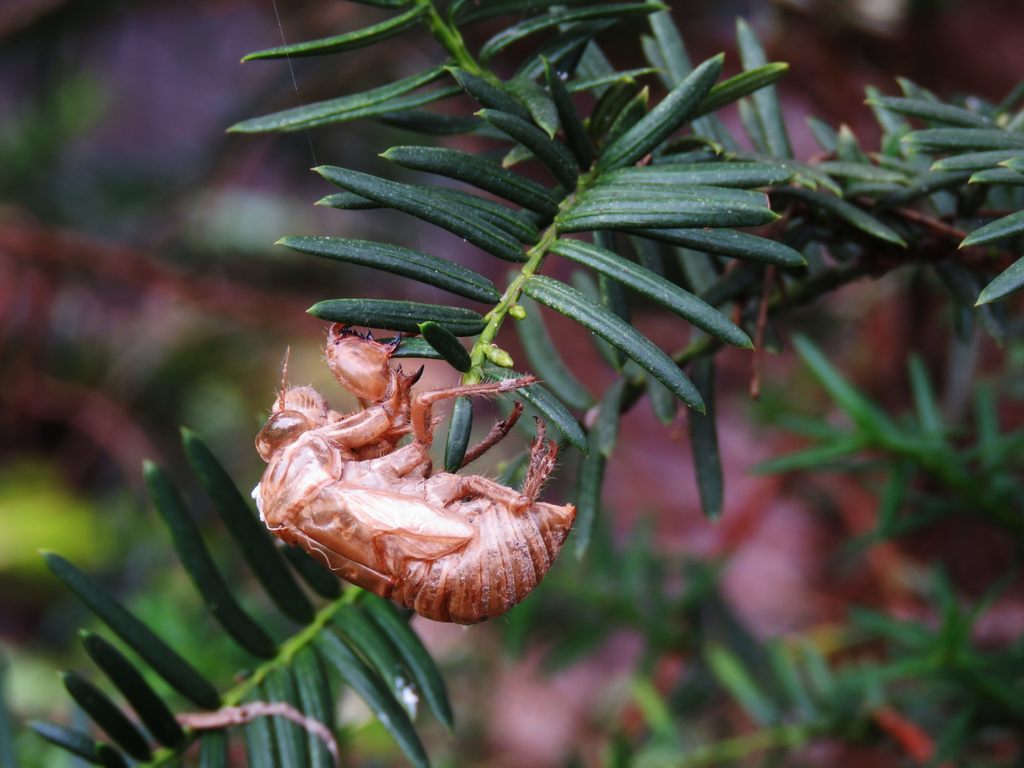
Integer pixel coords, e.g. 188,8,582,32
62,672,152,761
80,631,185,748
764,442,855,476
374,110,481,135
199,731,229,768
280,236,501,303
976,255,1024,305
646,376,677,425
280,546,341,599
880,169,972,205
791,335,902,442
309,299,485,336
905,127,1024,153
599,53,724,170
579,182,771,205
262,672,307,767
550,238,751,347
866,96,990,128
243,7,425,60
515,296,594,411
602,161,793,188
573,377,624,556
315,191,379,210
774,187,907,247
315,165,526,262
907,356,944,440
960,210,1024,247
768,643,816,719
736,19,792,157
381,337,444,360
515,19,608,81
568,271,625,372
647,9,692,81
816,161,908,184
633,227,805,267
589,77,642,142
603,86,649,148
30,722,110,765
444,397,473,471
692,62,789,118
931,149,1024,172
969,168,1024,185
572,377,622,559
544,58,594,166
936,261,1005,340
477,108,580,190
432,187,539,243
334,605,412,705
698,261,760,306
242,688,278,768
745,155,841,195
865,86,911,143
806,116,839,151
506,77,561,138
450,0,557,24
144,461,278,659
593,378,626,459
573,450,605,560
292,650,335,768
707,645,778,725
645,9,739,148
362,594,454,730
317,632,429,768
382,145,559,215
229,66,456,133
480,3,665,62
419,321,472,372
524,275,704,411
182,429,314,625
446,66,532,120
42,552,221,709
560,185,777,230
688,359,723,519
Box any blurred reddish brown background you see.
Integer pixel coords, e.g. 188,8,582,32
2,0,1023,765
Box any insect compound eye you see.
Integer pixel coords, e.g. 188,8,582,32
255,410,314,460
326,332,392,402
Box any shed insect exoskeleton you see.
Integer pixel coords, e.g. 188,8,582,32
316,323,420,459
254,329,576,624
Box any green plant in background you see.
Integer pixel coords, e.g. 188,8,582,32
27,0,1024,766
759,336,1024,537
33,430,451,767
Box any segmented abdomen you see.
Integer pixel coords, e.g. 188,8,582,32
388,494,575,624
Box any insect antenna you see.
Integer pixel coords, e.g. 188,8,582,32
277,346,292,411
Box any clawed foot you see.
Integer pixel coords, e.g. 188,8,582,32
513,419,559,513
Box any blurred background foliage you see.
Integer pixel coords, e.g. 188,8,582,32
2,0,1023,765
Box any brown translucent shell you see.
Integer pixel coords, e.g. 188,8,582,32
253,329,576,624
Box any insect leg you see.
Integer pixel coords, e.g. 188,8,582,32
411,376,536,445
460,401,524,468
440,474,521,507
313,407,394,452
514,419,559,512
